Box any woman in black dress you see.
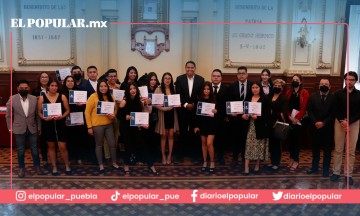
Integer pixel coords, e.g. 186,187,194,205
37,79,71,176
194,81,217,173
120,66,139,90
118,82,158,175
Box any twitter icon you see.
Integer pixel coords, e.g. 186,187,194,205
272,191,283,201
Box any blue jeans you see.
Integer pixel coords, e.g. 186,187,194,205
15,129,40,168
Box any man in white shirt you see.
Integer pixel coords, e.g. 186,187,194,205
6,80,43,178
80,65,98,98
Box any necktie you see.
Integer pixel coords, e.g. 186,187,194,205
321,94,325,104
240,83,245,100
213,85,218,96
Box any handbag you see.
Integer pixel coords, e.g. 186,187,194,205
272,122,291,140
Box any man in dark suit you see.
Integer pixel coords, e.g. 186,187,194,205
175,61,205,163
306,78,334,177
79,65,98,98
211,69,228,165
6,80,44,178
226,66,253,168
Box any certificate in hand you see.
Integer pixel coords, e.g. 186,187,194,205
69,90,87,104
196,102,216,117
130,112,149,126
96,101,115,115
55,68,72,82
148,93,164,106
226,101,243,114
43,103,62,117
164,94,181,107
244,102,262,116
110,89,125,102
139,86,149,99
66,112,84,126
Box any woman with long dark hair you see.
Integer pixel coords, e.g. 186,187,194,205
285,74,309,171
85,80,121,175
118,82,158,175
260,69,273,95
120,66,139,90
154,72,179,165
194,81,217,173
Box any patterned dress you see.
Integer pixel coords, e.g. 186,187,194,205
244,119,269,160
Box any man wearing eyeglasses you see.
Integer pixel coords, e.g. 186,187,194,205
330,71,360,185
226,66,253,168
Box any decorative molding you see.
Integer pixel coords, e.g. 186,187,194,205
0,67,10,73
283,69,316,77
317,0,332,69
223,0,281,68
17,0,76,66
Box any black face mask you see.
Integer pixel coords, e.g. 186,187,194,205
292,81,300,88
273,87,282,94
319,85,329,93
73,73,82,80
19,90,29,97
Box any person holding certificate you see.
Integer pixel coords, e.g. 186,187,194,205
243,82,271,175
85,80,121,175
32,72,51,169
120,66,139,91
60,75,87,165
37,79,71,176
154,72,179,165
194,82,217,173
285,74,309,171
118,83,158,175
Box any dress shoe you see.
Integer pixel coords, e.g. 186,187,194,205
242,172,250,176
322,170,329,177
148,167,159,175
52,172,59,176
35,167,45,175
330,174,340,182
98,169,105,175
65,170,72,175
18,168,25,178
306,169,318,174
345,177,354,186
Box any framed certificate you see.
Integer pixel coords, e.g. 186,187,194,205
56,68,72,82
196,102,216,117
130,112,149,126
244,102,262,116
164,94,181,107
148,93,164,106
96,101,115,115
65,112,84,126
42,103,62,117
226,101,244,115
110,89,125,102
69,90,87,104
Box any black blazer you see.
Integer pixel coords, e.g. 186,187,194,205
253,95,271,139
307,92,335,127
175,74,205,106
79,79,96,98
214,83,228,121
268,93,288,126
227,80,253,102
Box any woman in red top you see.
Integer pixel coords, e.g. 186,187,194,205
285,74,309,171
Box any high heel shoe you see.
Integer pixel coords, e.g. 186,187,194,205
65,169,72,175
162,156,167,165
148,167,159,175
201,162,207,172
209,162,215,173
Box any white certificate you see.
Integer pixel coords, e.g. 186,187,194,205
150,93,164,106
67,112,84,126
248,102,262,116
130,112,149,126
111,89,125,102
291,109,302,125
44,103,62,117
69,90,87,104
198,102,216,117
139,86,149,98
227,101,244,114
100,101,115,114
56,68,71,82
166,94,181,107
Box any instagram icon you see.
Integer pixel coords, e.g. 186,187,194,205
16,191,27,202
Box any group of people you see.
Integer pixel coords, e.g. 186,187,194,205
5,61,360,186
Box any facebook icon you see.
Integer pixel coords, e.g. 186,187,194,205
191,190,198,202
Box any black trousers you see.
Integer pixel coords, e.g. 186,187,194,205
288,124,302,162
214,120,229,161
310,125,332,171
229,117,248,162
269,135,282,166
